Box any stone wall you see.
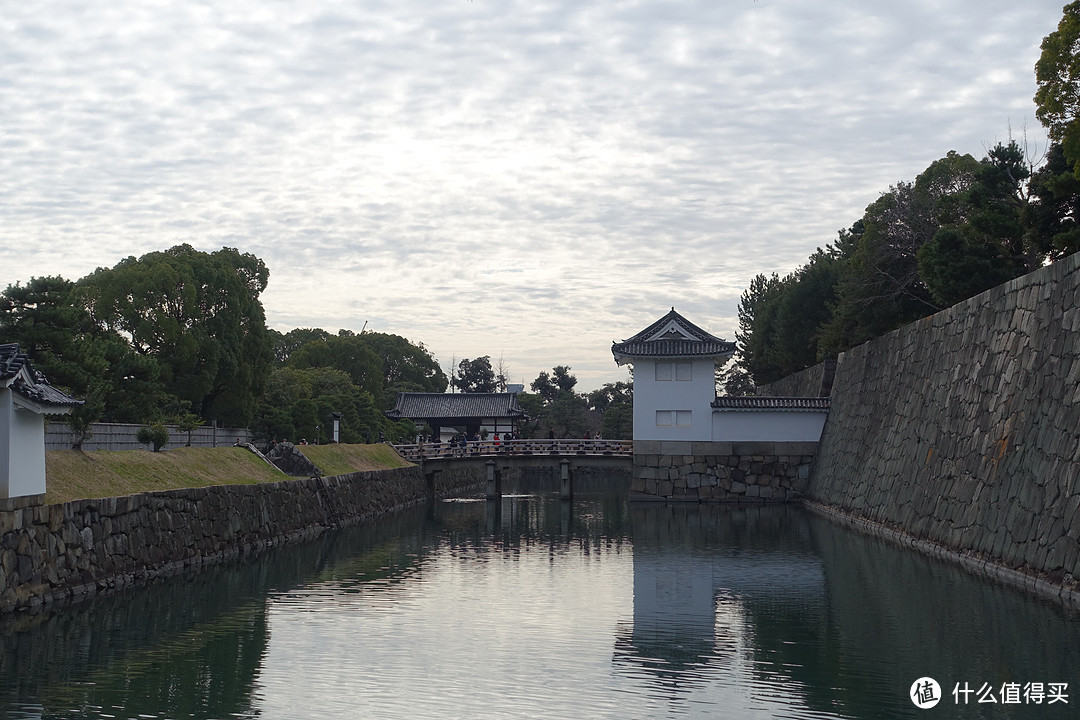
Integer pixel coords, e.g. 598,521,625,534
806,251,1080,598
632,440,816,502
0,465,483,614
757,357,835,398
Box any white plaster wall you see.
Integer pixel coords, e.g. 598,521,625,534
0,389,10,498
633,358,716,442
0,389,48,498
711,410,827,442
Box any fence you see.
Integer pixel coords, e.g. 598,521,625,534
393,437,633,462
45,421,254,452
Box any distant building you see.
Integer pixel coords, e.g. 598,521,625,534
612,308,736,442
612,309,828,443
0,343,81,498
385,392,528,439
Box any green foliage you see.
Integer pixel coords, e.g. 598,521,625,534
736,249,843,385
288,331,384,399
78,244,274,426
715,359,755,397
917,142,1035,306
1027,143,1080,259
1035,1,1080,171
455,356,497,393
586,380,633,439
531,365,578,402
917,227,1016,306
136,424,170,452
66,382,106,450
251,364,397,445
739,132,1080,386
358,331,448,395
600,402,632,440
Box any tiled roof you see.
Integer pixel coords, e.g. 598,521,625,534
0,343,82,409
385,392,528,420
712,396,830,411
612,308,735,362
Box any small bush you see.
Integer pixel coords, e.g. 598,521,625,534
136,423,170,452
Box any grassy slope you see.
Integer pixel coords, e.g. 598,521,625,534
299,443,413,476
43,443,412,505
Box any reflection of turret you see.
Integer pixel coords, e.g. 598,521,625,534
615,504,826,700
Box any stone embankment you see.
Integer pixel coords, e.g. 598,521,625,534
767,251,1080,607
0,465,482,614
632,440,815,501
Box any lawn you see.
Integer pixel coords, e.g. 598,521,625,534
43,443,412,504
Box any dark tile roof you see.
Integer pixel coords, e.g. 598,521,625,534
712,396,830,411
612,308,735,362
0,343,82,409
385,392,528,420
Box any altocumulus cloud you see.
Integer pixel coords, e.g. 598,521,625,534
0,0,1064,388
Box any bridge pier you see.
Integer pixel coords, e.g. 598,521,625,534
486,460,502,500
560,459,573,501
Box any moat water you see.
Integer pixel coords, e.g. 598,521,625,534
1,475,1078,719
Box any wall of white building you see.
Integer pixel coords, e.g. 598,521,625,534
0,389,48,499
712,411,828,443
632,358,717,442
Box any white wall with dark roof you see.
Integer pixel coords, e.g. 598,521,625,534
0,386,48,498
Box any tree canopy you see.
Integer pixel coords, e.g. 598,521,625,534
1035,1,1080,170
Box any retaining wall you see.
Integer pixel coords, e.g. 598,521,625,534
0,465,483,614
803,251,1080,600
632,440,816,502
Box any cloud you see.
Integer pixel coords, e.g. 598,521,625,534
0,0,1065,390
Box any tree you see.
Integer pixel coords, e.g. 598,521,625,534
735,249,843,386
819,152,982,355
587,380,633,440
288,332,384,399
0,275,178,424
79,244,274,426
1028,143,1080,258
1035,1,1080,172
531,366,577,402
917,142,1035,306
495,355,511,392
456,356,497,393
716,358,755,397
271,328,332,364
136,424,169,452
356,331,448,396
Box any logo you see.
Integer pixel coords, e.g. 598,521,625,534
911,677,942,709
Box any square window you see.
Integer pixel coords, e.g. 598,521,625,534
675,362,692,381
675,410,692,426
655,362,672,381
655,410,673,426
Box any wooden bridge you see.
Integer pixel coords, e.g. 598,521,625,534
392,438,633,499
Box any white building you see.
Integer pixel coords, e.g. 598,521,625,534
1,343,81,498
612,308,736,442
612,309,828,444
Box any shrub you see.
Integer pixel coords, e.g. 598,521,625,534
136,423,170,452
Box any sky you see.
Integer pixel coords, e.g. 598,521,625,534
0,0,1068,392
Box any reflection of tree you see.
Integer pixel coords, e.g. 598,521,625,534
0,505,434,717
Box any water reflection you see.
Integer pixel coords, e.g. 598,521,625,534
0,508,429,720
1,483,1078,720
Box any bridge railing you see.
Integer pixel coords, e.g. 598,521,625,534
392,438,633,462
